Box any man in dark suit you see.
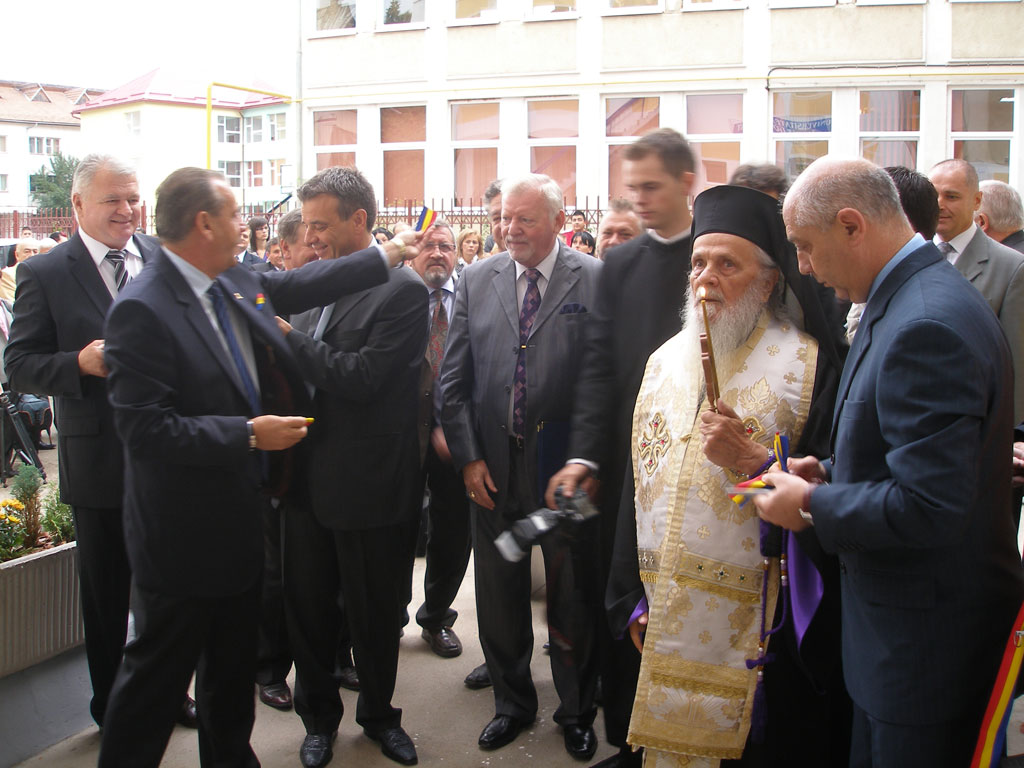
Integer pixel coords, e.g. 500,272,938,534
3,154,195,729
404,219,471,659
276,166,426,768
758,157,1024,767
929,159,1024,423
978,179,1024,255
441,173,602,760
97,166,413,768
542,129,697,768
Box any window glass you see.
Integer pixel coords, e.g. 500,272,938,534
383,0,425,24
609,0,659,7
951,90,1014,133
314,110,357,145
776,140,828,179
532,1,577,11
692,142,741,190
860,90,920,132
383,150,425,204
317,0,356,29
316,152,356,171
455,0,497,18
773,92,832,133
606,97,660,137
531,146,576,199
218,116,241,143
452,103,500,141
381,106,426,143
455,148,498,200
954,140,1011,182
686,94,743,135
528,100,579,139
861,139,917,169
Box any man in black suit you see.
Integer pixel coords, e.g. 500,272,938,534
404,220,471,659
276,166,426,768
3,154,196,730
97,166,412,767
543,129,697,768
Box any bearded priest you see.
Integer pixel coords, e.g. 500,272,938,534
607,184,850,767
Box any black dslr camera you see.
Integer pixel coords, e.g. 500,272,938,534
494,487,599,563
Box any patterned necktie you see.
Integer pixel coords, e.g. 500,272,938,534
427,289,449,379
512,268,541,439
105,249,130,293
208,281,262,416
936,240,956,264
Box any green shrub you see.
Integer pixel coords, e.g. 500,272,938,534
41,486,74,544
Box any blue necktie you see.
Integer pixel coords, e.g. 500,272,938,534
208,282,262,416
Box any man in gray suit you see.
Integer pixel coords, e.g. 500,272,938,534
977,179,1024,255
930,159,1024,423
441,173,602,760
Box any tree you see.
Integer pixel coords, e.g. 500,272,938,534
31,151,79,210
384,0,411,24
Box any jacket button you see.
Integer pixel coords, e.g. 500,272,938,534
839,562,847,574
504,385,511,393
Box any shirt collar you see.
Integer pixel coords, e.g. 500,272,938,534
80,228,142,270
647,227,691,246
867,233,925,303
161,245,214,299
514,239,560,283
934,222,977,257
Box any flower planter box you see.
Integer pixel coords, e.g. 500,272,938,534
0,541,83,678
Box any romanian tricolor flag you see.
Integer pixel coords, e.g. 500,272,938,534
971,600,1024,767
416,206,438,232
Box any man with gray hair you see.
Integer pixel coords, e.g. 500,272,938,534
2,154,182,730
594,198,642,260
441,172,603,759
757,156,1024,767
0,238,40,301
977,179,1024,254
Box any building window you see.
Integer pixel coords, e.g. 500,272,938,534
606,96,660,199
246,161,264,188
382,0,425,25
859,90,920,169
604,0,664,13
218,161,242,187
244,116,263,143
217,116,241,144
317,153,356,170
29,173,54,192
951,89,1014,182
0,136,6,153
528,1,578,17
268,159,286,187
125,111,141,137
28,137,59,155
382,106,426,205
773,91,831,180
454,0,498,20
528,99,578,200
314,110,358,171
269,113,287,141
0,175,7,193
687,93,743,192
452,102,499,202
317,0,356,29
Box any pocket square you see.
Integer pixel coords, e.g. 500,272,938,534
559,303,588,315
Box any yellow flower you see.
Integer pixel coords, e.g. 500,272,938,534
9,516,20,525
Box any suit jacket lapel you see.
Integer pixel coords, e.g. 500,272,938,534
829,243,942,450
955,230,987,283
67,235,114,317
492,256,519,337
322,288,372,337
530,243,580,338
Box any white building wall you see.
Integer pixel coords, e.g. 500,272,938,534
0,121,84,212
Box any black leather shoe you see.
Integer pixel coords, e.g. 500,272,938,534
478,714,533,750
367,726,418,765
300,731,336,768
588,747,643,768
335,664,360,691
464,662,492,689
176,695,198,728
564,725,598,760
258,681,293,710
421,626,462,658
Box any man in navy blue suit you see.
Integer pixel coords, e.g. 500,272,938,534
757,157,1024,767
98,167,418,768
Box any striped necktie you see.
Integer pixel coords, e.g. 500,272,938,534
105,250,130,293
512,269,541,439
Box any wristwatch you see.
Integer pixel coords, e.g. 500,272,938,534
246,420,257,451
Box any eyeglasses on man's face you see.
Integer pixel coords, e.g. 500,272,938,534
423,241,455,253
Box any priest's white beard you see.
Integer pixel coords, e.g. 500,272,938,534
680,279,770,358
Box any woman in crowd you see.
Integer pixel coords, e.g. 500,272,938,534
456,228,484,272
373,227,394,244
571,230,596,256
247,216,270,259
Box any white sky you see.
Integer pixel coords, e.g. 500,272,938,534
5,0,300,92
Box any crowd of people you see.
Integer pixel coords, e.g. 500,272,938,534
2,126,1023,768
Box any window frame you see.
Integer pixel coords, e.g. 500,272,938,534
450,100,501,204
217,116,241,144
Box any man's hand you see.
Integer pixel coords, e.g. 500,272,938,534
753,470,812,532
275,316,293,336
628,611,648,654
250,415,309,451
700,399,767,475
786,455,827,483
1013,442,1024,488
544,463,593,510
79,339,109,377
431,426,451,463
462,459,497,510
382,229,426,268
